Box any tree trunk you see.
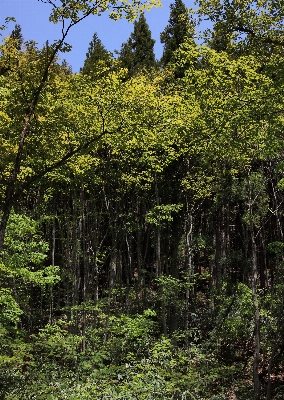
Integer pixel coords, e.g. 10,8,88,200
251,226,261,400
185,204,193,346
248,172,261,400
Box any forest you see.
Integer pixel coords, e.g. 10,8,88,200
1,0,284,399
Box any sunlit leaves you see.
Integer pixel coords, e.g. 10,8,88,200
47,0,162,24
0,288,22,328
146,204,184,226
0,212,60,333
197,0,284,59
176,42,284,168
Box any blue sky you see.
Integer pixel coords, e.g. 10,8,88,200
1,0,203,72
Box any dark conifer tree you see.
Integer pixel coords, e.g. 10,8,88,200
118,38,134,72
131,13,156,72
81,32,112,75
160,0,194,67
117,13,156,77
10,24,23,50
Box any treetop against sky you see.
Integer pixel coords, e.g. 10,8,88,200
0,0,202,72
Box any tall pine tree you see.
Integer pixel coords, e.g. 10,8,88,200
117,13,156,78
81,32,112,75
160,0,194,67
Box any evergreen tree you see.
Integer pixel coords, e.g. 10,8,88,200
117,38,134,72
117,13,156,77
10,24,23,50
160,0,194,67
132,13,156,72
80,32,112,75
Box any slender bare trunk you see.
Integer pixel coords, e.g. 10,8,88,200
49,208,56,324
248,173,261,400
185,205,193,346
251,226,261,400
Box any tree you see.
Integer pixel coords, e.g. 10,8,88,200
174,38,284,398
117,37,134,72
132,13,156,71
10,24,23,51
160,0,194,67
80,32,112,75
197,0,284,62
0,0,162,252
117,13,156,77
206,21,234,53
0,211,60,331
